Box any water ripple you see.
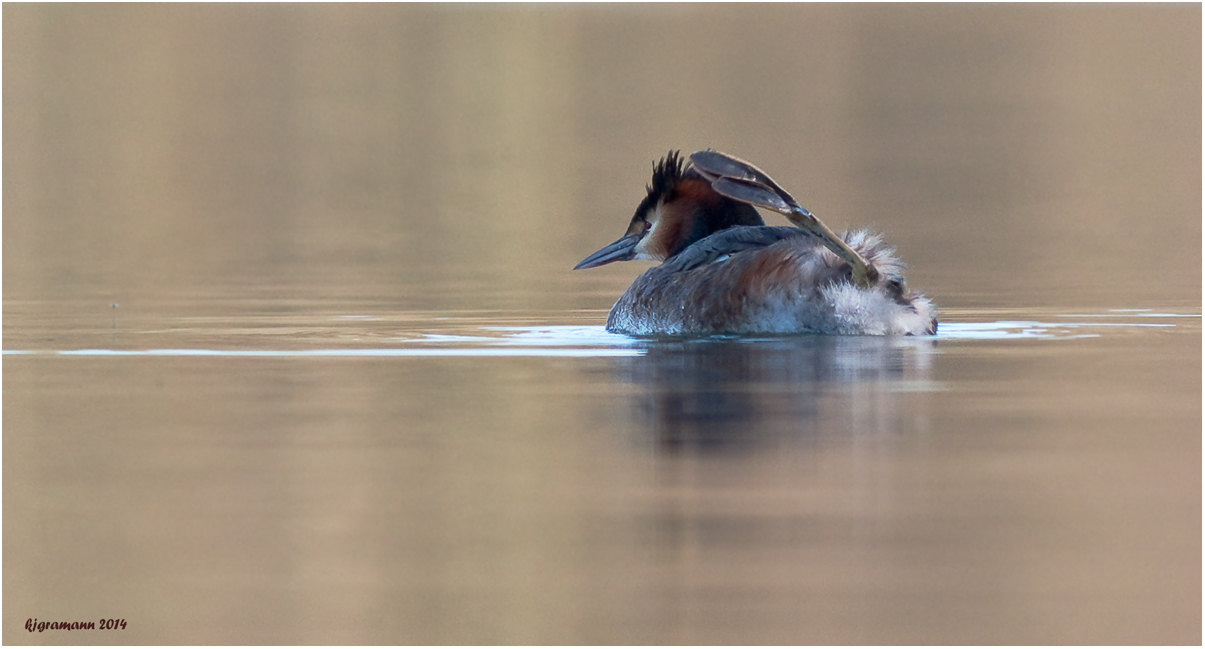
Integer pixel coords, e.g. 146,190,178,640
3,310,1193,357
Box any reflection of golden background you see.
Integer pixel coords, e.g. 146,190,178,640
4,4,1199,311
3,6,1201,645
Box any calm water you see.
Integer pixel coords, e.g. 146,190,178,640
4,4,1201,645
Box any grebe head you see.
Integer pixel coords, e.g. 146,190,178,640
574,151,764,270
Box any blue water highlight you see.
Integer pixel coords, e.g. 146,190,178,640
4,312,1193,357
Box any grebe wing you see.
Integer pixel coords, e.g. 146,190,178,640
689,150,880,288
661,226,809,273
689,150,798,213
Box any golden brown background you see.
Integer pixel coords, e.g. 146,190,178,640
5,4,1200,644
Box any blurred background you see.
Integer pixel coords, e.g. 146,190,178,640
4,4,1200,645
5,4,1199,312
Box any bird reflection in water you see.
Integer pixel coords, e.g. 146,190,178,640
613,336,936,452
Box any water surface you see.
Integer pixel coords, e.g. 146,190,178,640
4,4,1200,645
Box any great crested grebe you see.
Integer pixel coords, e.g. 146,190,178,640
574,150,937,336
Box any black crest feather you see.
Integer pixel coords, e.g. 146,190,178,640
647,150,686,200
631,151,687,222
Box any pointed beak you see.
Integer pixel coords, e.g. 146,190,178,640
573,233,641,270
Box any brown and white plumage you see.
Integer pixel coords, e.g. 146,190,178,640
574,150,937,336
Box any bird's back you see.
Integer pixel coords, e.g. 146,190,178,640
606,227,936,336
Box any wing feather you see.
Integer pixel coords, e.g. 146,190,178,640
660,226,815,273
